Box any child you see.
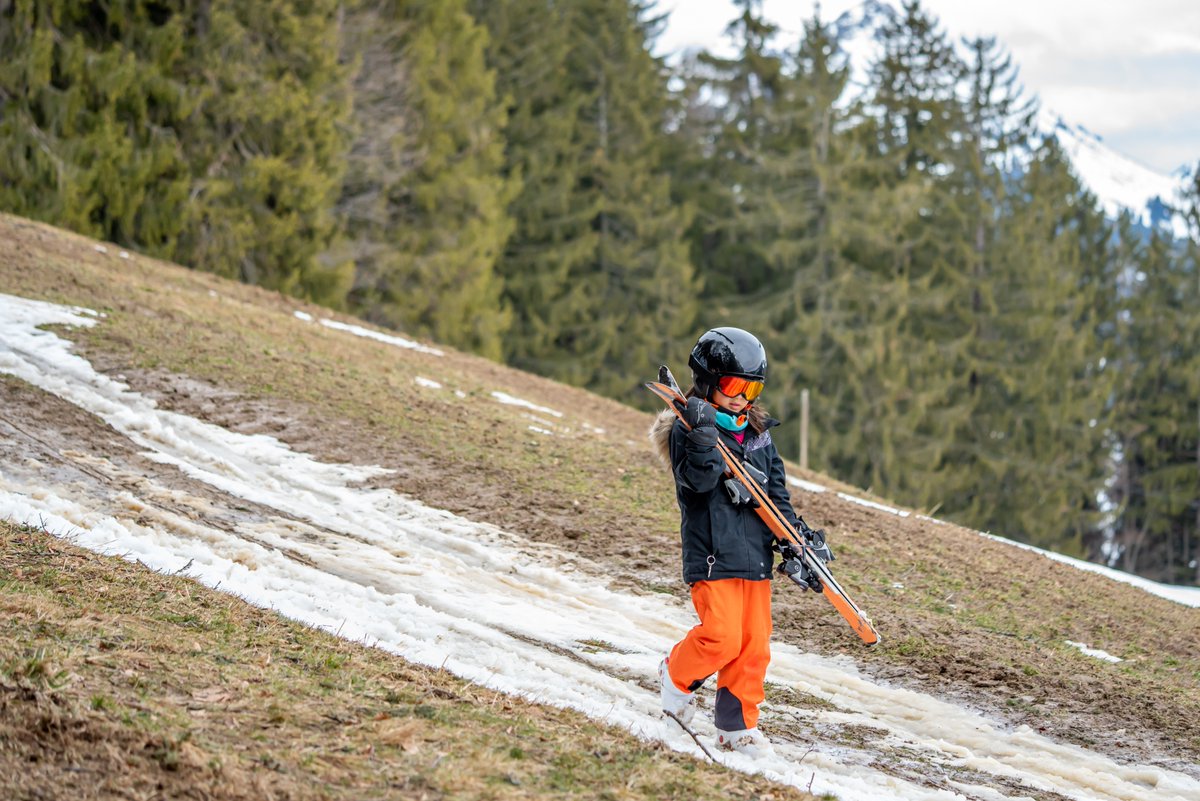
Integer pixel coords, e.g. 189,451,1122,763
649,326,810,757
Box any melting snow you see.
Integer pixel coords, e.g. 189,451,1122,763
786,476,828,494
1065,641,1123,664
980,532,1200,609
414,377,442,389
837,492,910,518
317,317,443,356
785,465,1200,608
2,292,1199,801
491,391,564,418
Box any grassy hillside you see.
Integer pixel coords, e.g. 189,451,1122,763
1,211,1198,796
1,520,814,800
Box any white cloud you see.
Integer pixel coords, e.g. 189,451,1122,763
655,0,1200,173
1042,86,1200,137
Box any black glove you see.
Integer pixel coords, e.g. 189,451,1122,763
683,396,717,430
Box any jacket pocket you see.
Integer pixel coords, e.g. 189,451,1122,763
708,492,749,574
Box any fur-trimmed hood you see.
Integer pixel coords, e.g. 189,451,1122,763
649,409,677,467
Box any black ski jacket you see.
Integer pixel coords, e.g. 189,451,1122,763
662,415,801,585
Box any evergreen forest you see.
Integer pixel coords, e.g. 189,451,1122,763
2,0,1198,585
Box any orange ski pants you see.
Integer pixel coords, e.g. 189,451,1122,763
666,578,772,731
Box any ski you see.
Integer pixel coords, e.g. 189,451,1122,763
647,365,880,646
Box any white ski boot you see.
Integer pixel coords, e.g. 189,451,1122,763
716,727,774,758
658,658,696,725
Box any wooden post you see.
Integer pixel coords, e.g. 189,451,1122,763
800,389,810,471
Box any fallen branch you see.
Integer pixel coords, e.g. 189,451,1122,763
665,711,719,762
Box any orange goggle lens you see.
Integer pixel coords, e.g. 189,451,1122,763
716,376,764,401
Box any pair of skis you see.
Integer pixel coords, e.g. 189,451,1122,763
647,366,880,646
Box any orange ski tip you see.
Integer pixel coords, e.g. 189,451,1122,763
822,585,881,645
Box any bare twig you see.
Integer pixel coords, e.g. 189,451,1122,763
664,711,719,763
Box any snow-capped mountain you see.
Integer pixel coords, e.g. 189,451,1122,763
1037,107,1187,236
828,0,1190,237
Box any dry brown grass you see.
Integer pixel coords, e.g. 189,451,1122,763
1,520,816,801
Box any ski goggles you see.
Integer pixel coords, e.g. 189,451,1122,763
716,375,764,401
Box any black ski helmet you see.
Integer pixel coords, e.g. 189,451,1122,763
688,327,767,396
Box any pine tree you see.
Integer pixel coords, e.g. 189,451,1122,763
180,0,354,305
674,0,790,298
1183,169,1200,584
1108,213,1200,580
474,0,697,401
869,0,964,180
467,0,600,374
969,138,1115,553
0,0,355,307
340,0,516,358
747,10,871,465
829,0,970,508
0,0,194,255
931,35,1041,532
564,0,697,401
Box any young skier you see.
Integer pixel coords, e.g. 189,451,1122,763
649,327,816,757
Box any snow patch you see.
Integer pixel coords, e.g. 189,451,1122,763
491,391,564,418
837,492,910,518
414,376,442,390
293,310,314,322
786,476,828,494
979,532,1200,609
1065,641,1123,664
318,318,444,356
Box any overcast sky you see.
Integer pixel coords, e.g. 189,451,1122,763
654,0,1200,174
